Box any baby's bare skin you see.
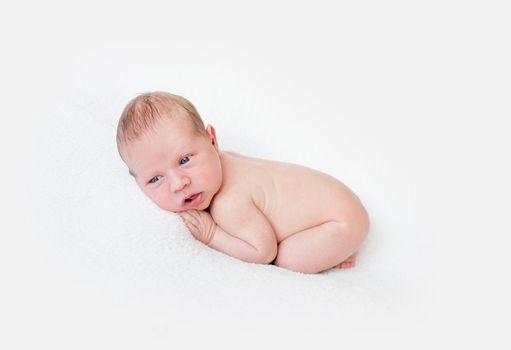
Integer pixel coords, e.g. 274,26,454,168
213,151,360,243
122,114,369,274
208,151,368,272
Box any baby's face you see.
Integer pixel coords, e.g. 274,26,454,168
122,117,223,212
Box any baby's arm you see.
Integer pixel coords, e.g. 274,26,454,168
180,199,277,264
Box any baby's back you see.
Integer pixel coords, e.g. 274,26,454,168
212,151,359,243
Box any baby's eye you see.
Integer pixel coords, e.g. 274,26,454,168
179,155,191,165
148,175,162,184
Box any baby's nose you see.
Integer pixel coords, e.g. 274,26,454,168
170,175,190,192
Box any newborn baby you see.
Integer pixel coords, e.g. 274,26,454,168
117,92,369,274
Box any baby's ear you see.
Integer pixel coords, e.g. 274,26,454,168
206,124,219,149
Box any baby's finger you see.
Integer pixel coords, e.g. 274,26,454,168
184,221,200,238
178,211,193,223
184,220,197,230
181,211,199,226
179,210,195,217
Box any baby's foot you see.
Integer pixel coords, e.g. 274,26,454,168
335,254,356,269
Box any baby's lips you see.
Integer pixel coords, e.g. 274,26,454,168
182,193,195,205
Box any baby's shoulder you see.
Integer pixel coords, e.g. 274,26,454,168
209,153,259,214
208,187,253,221
219,151,271,187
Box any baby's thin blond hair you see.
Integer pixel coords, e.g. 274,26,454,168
116,91,207,154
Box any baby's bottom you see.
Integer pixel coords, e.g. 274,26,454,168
273,221,367,274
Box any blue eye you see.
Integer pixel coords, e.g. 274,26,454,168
148,175,162,184
179,155,191,165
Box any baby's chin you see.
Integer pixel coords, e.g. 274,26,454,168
195,197,212,211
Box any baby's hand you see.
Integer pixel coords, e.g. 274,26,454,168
178,210,217,245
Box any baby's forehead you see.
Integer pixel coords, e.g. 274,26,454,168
170,120,205,142
157,113,195,131
149,117,204,144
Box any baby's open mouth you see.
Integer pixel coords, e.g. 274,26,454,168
184,192,202,205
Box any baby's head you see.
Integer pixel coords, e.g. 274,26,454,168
116,92,223,212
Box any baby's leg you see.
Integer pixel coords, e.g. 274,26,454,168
274,221,367,274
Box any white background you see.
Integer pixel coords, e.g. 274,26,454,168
1,1,510,349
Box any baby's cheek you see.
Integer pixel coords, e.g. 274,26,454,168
161,197,176,211
149,191,169,209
